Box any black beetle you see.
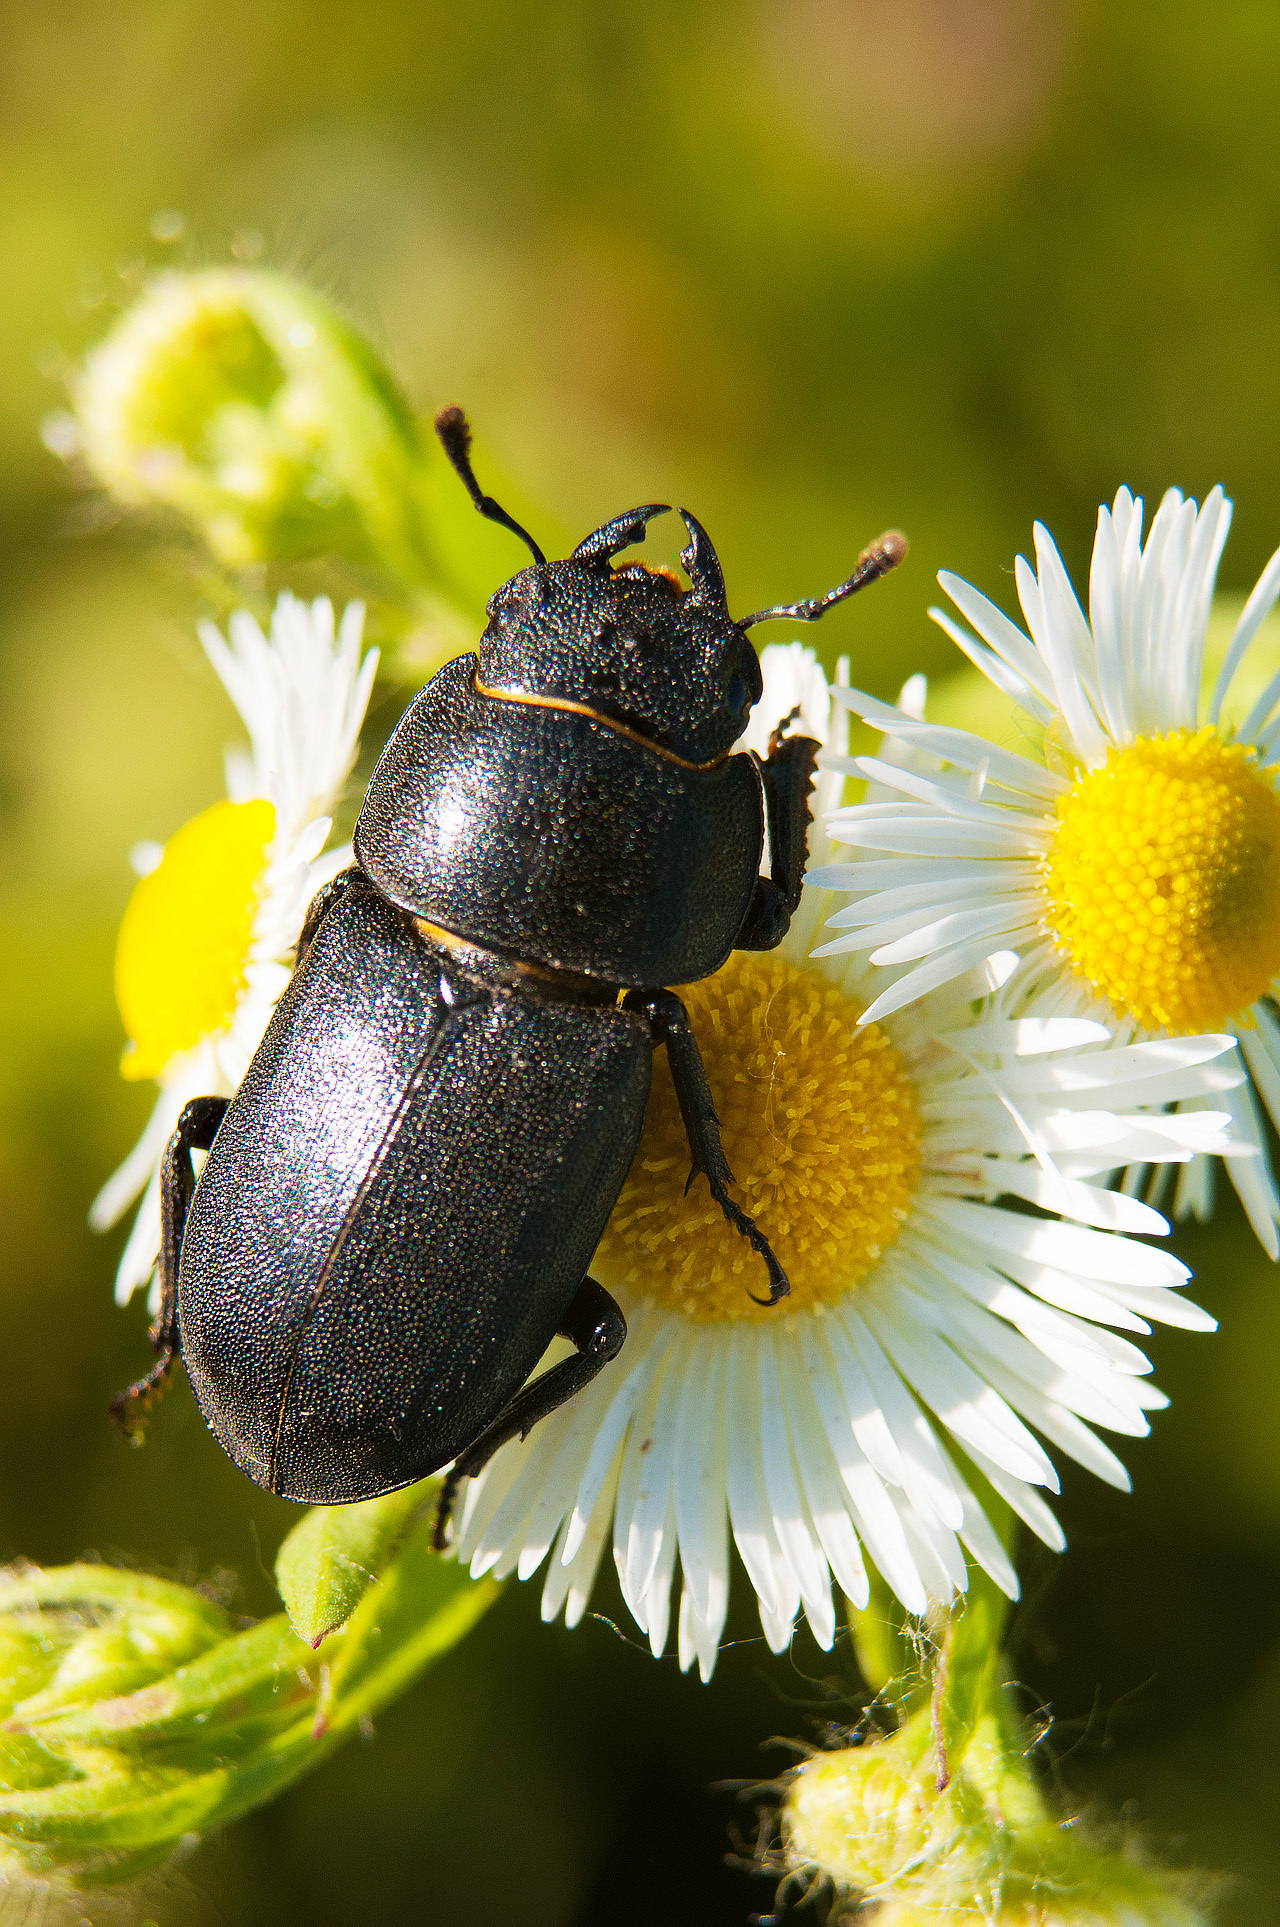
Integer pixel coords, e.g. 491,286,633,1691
113,408,905,1542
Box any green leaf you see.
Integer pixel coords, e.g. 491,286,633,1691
274,1481,437,1648
931,1482,1016,1781
315,1526,498,1738
0,1535,499,1882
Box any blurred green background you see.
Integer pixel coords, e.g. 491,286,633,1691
4,0,1280,1919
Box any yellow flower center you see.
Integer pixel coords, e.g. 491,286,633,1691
114,798,276,1080
593,953,922,1321
1042,728,1280,1033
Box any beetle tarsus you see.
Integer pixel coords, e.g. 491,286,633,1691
109,1346,177,1443
110,1094,229,1443
432,1275,627,1551
627,988,791,1308
766,703,803,760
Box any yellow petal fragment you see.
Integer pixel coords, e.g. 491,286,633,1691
115,798,276,1081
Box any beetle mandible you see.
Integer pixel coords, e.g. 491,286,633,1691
112,407,906,1545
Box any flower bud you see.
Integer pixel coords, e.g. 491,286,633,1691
0,1516,496,1882
73,268,439,585
784,1731,942,1894
783,1714,1209,1927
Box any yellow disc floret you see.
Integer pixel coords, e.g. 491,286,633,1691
1043,727,1280,1033
115,798,276,1080
593,953,922,1321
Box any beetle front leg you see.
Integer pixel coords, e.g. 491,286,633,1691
626,988,789,1308
736,725,820,952
110,1095,229,1442
433,1277,627,1550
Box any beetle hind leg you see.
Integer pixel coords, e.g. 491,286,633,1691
433,1277,627,1551
110,1095,229,1443
626,989,789,1309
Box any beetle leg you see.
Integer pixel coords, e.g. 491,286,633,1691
295,865,372,970
433,1277,627,1550
110,1095,229,1443
735,730,821,952
625,989,790,1308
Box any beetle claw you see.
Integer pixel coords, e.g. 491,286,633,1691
677,508,727,610
710,1189,790,1308
572,503,671,564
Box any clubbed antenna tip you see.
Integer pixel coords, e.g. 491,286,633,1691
433,404,546,567
740,526,908,630
434,403,473,468
863,528,909,575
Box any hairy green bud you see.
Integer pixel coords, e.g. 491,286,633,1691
73,269,441,587
785,1577,1207,1927
0,1501,496,1885
785,1713,1207,1924
783,1538,1208,1926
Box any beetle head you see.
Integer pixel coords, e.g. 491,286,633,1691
477,506,763,765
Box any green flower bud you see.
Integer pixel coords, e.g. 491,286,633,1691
0,1508,497,1885
783,1712,1209,1927
74,268,445,589
786,1558,1208,1927
785,1729,943,1894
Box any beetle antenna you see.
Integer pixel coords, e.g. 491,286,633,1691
434,405,547,566
740,528,907,628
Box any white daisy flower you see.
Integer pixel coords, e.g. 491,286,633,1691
820,486,1280,1256
447,645,1233,1680
90,593,378,1309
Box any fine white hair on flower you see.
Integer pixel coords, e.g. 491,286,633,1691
819,486,1280,1257
446,645,1230,1681
91,593,378,1309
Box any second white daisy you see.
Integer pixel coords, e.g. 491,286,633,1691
821,486,1280,1253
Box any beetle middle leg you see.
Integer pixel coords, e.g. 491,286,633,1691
736,725,820,952
625,987,789,1308
433,1276,627,1550
110,1095,229,1442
